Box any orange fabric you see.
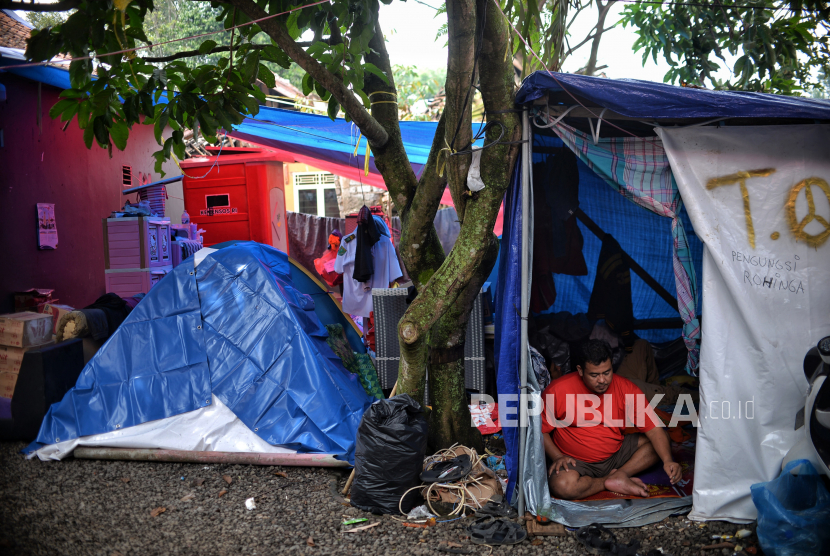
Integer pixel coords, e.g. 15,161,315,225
541,372,658,463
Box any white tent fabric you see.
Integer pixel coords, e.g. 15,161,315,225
30,395,295,461
658,124,830,521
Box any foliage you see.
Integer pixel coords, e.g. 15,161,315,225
393,65,445,121
24,0,392,172
143,0,225,66
621,0,830,95
25,10,73,30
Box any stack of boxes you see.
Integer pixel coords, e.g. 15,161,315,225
103,216,173,297
0,312,53,402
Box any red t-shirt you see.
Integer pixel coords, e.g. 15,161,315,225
541,372,658,463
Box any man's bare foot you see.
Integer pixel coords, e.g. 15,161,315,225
604,471,649,497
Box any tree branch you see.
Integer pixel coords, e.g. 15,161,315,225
397,0,520,349
225,0,389,148
443,0,477,220
400,110,449,290
0,0,80,11
142,41,321,63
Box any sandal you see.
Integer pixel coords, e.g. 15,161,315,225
468,516,527,546
575,523,640,556
475,495,518,519
420,454,472,483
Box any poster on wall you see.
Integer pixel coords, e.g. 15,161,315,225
36,203,58,250
658,125,830,522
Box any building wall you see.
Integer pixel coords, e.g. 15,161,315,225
0,74,178,313
283,162,389,218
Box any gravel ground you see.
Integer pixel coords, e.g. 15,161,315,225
0,442,761,556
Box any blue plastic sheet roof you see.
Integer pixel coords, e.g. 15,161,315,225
516,71,830,120
26,243,373,463
231,106,485,180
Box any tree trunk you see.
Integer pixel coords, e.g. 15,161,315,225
395,0,521,449
231,0,521,450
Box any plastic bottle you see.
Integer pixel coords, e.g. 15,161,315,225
181,209,190,225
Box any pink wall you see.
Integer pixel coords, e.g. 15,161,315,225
0,74,177,313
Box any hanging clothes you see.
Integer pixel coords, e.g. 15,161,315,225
530,148,588,313
353,206,382,283
314,229,344,287
335,216,403,318
587,235,636,351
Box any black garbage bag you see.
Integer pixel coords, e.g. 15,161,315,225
350,394,429,514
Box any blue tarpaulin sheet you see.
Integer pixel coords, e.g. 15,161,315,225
516,71,830,120
232,107,441,178
26,243,373,463
532,134,703,343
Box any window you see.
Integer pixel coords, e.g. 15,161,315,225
293,172,339,217
122,165,133,187
206,194,230,208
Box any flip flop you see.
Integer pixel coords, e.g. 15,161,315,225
474,495,518,519
468,517,527,546
575,523,640,556
420,454,472,483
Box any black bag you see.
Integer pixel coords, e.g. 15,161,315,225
350,394,429,514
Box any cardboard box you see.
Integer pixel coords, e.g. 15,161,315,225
0,312,54,348
40,303,74,334
0,371,18,399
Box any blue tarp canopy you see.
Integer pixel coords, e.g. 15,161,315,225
233,107,441,178
516,71,830,120
26,243,373,463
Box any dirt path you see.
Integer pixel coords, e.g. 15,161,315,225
0,442,759,555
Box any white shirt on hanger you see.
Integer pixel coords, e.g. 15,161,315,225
334,224,403,318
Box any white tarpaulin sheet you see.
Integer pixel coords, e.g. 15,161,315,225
658,124,830,521
30,395,296,461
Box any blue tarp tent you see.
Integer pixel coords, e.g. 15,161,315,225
26,243,373,463
498,71,830,525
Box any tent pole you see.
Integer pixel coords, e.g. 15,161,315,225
518,107,531,518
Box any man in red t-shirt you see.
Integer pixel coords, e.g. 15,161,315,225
541,339,681,500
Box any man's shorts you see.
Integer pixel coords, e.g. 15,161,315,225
552,433,643,479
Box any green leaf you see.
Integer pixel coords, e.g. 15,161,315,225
363,63,389,85
199,39,218,55
154,110,169,145
258,64,277,89
60,101,80,123
93,116,109,147
327,98,340,121
83,123,94,149
140,94,154,118
69,59,92,89
152,68,168,88
213,108,234,133
302,73,315,97
49,99,76,120
59,89,87,99
238,95,260,116
110,122,129,151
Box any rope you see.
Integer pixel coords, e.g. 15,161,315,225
401,444,498,518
